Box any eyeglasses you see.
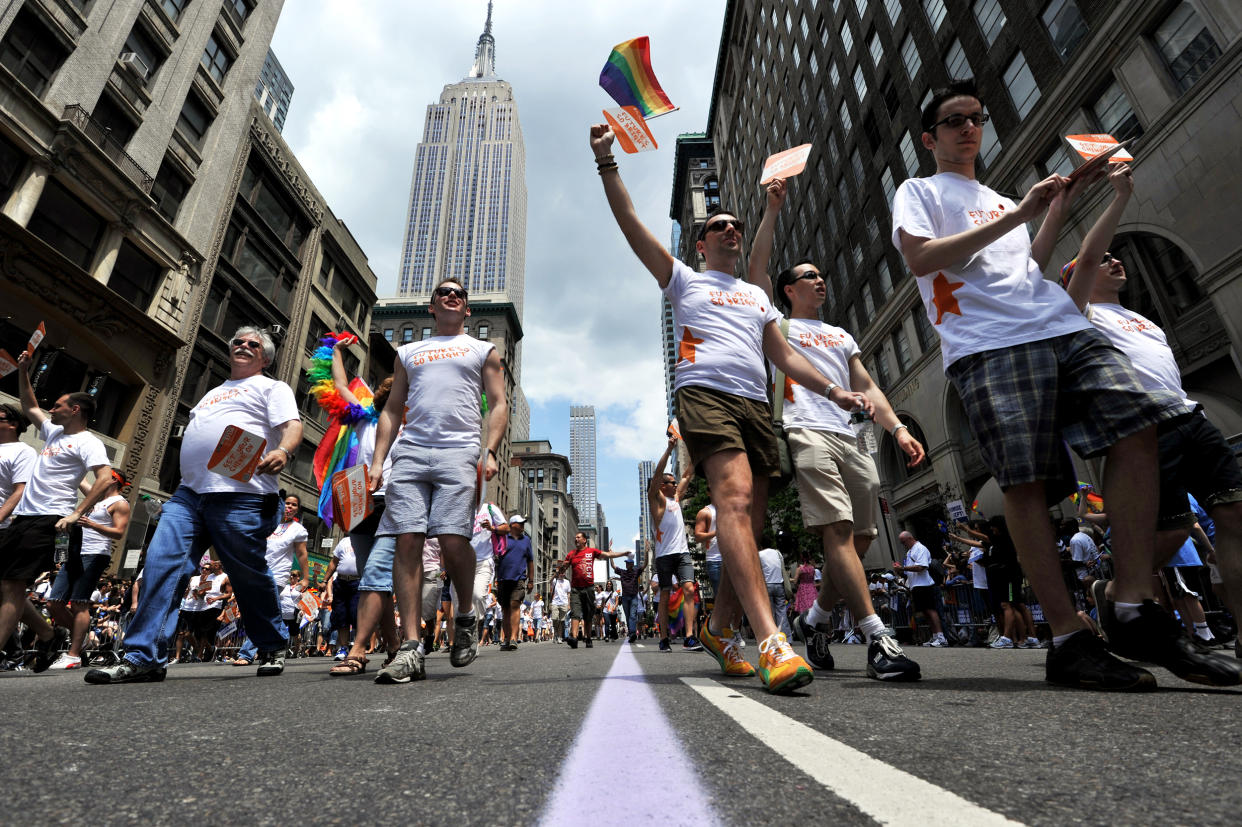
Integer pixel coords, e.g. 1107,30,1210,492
702,218,744,237
231,338,263,351
929,112,990,131
434,286,468,300
1101,252,1115,264
789,270,824,285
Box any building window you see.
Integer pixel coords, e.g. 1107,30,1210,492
899,132,919,177
383,328,394,342
808,49,818,74
1003,51,1040,119
91,93,139,147
201,33,234,85
150,157,190,223
401,327,414,343
1042,0,1088,59
122,21,167,86
869,32,883,68
229,0,255,24
1153,2,1222,93
884,0,902,27
924,0,948,33
800,13,809,40
912,306,936,351
108,241,164,311
26,179,105,271
839,101,852,134
830,60,840,90
220,221,297,309
840,21,854,54
877,257,894,298
421,327,432,340
944,39,970,81
160,0,190,21
1114,232,1203,320
238,159,309,256
901,34,921,82
872,350,890,388
892,327,912,372
1090,80,1142,141
978,124,1003,168
970,0,1006,47
176,91,214,148
477,323,490,340
0,7,70,96
1039,142,1076,178
853,65,867,100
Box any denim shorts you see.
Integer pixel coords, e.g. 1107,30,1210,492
353,500,395,593
377,442,478,538
655,552,695,589
48,551,110,603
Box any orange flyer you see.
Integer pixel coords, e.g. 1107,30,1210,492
298,592,319,619
760,144,813,184
1064,133,1135,162
25,322,45,358
602,106,658,153
666,418,682,441
206,425,267,482
0,348,16,377
331,463,373,531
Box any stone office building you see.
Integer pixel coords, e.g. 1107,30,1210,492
705,0,1242,559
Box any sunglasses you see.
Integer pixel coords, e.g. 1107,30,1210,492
1102,252,1116,264
434,286,468,300
929,112,990,131
788,270,824,285
702,218,744,237
231,338,263,351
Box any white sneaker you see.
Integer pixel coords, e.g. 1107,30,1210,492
990,636,1015,649
929,634,948,647
48,653,82,670
731,631,746,649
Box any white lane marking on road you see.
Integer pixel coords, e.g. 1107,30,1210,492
539,645,715,826
681,677,1025,827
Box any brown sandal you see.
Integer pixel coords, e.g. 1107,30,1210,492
329,656,368,676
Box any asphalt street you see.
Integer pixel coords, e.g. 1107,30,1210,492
2,639,1239,826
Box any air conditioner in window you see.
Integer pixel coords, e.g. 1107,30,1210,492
119,51,150,80
172,424,186,439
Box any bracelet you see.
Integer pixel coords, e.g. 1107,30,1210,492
487,448,497,459
891,423,909,436
822,382,838,398
597,163,618,175
594,154,615,165
276,446,293,460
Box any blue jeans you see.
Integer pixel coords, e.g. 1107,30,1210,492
767,583,791,636
705,560,723,597
622,594,643,636
123,487,285,667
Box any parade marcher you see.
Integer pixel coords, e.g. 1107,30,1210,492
894,532,947,648
553,532,628,649
550,571,570,643
591,122,859,692
0,403,37,663
615,551,646,644
495,515,533,651
693,501,723,598
749,177,924,681
891,78,1226,688
369,279,508,684
648,438,700,652
1,353,113,673
323,535,361,660
86,326,301,683
235,493,309,666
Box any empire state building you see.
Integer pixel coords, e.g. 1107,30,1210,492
395,2,527,317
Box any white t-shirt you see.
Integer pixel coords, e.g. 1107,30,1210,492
0,440,37,528
15,420,110,517
395,335,495,448
355,418,396,499
891,173,1090,368
471,502,506,562
780,317,860,436
531,597,544,619
332,536,358,578
181,575,206,612
265,520,309,583
903,542,934,589
552,577,570,606
663,259,782,402
1086,303,1194,408
205,572,228,607
80,494,125,557
967,547,988,590
702,504,721,563
179,374,300,496
654,497,689,558
1069,531,1097,564
757,548,784,585
279,583,302,620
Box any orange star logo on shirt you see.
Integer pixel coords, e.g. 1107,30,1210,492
783,376,796,402
931,272,965,325
678,327,704,363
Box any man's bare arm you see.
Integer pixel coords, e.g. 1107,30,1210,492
747,178,787,301
590,124,675,287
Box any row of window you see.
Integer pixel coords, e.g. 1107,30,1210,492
382,323,491,344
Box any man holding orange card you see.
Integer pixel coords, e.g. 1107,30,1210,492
87,326,302,684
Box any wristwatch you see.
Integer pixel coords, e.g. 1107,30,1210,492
822,382,838,398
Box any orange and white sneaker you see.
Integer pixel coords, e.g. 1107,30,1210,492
700,622,756,678
758,632,813,694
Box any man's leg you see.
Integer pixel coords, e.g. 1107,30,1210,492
1002,482,1082,636
392,533,427,643
0,581,42,652
682,582,699,641
815,522,870,619
1208,502,1242,645
347,591,386,662
1102,428,1160,605
208,498,286,657
657,588,670,639
67,602,92,658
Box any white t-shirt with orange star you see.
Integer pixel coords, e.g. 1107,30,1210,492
663,259,781,402
891,172,1088,368
778,317,859,438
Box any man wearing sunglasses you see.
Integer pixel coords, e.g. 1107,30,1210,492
892,78,1218,690
87,326,302,683
369,279,508,684
589,124,863,695
1,351,113,673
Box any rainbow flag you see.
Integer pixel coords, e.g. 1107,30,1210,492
599,36,676,119
306,333,376,527
1071,482,1105,514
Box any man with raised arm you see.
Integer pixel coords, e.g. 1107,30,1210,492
891,78,1223,689
86,326,301,683
749,177,925,681
590,123,864,693
1063,164,1242,677
648,437,700,652
369,279,507,684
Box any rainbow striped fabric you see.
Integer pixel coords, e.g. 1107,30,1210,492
599,36,675,119
306,333,376,527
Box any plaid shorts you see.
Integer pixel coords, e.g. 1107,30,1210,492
946,329,1189,502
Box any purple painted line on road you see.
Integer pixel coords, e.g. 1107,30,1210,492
538,644,715,826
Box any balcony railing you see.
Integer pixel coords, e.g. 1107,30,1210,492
62,104,155,194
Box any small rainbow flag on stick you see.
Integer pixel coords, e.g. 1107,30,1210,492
599,36,676,119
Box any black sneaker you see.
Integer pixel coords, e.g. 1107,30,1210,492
793,613,834,670
867,633,921,682
450,615,478,667
585,638,593,649
84,659,168,684
1046,629,1156,691
31,627,70,673
627,634,637,644
256,650,285,677
1108,600,1242,687
566,636,578,650
658,638,672,653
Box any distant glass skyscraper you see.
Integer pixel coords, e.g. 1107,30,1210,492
396,2,527,315
569,405,597,532
254,49,293,132
637,460,654,563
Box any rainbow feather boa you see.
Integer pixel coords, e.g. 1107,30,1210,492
307,333,376,527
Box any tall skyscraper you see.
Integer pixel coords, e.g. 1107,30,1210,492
637,460,655,564
254,49,294,132
395,1,528,316
569,405,598,533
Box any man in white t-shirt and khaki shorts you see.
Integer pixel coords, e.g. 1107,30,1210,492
1,352,114,673
591,123,862,695
86,326,303,684
891,78,1229,690
370,279,508,684
649,437,699,652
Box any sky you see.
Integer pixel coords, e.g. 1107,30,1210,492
271,1,725,552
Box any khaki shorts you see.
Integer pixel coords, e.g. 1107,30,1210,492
675,385,779,477
786,427,879,534
549,604,569,621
